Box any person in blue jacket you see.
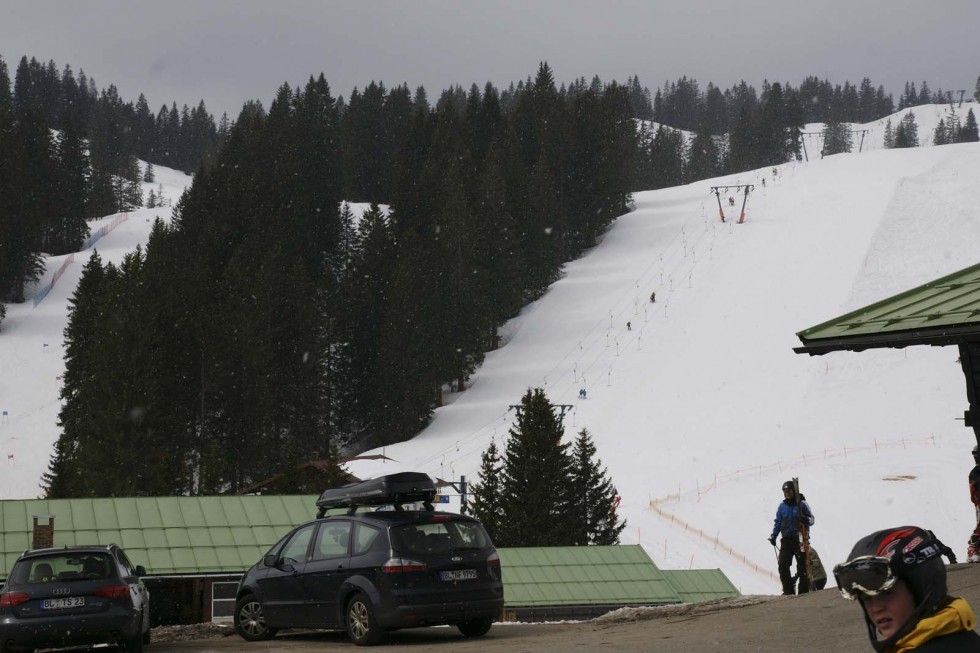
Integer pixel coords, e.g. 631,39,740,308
768,480,814,595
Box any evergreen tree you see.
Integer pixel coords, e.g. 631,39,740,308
882,119,894,149
496,388,572,547
51,116,91,253
686,127,720,182
470,439,504,541
45,251,106,496
975,76,980,102
143,161,155,183
648,125,684,188
933,118,949,146
568,428,626,545
918,81,931,106
893,112,920,148
961,109,979,143
821,113,852,155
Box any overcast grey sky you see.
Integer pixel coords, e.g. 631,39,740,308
2,0,977,119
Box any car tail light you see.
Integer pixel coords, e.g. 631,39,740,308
430,515,450,522
487,551,500,567
94,585,131,600
0,592,30,607
382,557,427,573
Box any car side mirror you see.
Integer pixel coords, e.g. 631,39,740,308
135,565,147,577
263,554,277,567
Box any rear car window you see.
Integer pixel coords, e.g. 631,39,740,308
9,552,114,585
390,520,490,555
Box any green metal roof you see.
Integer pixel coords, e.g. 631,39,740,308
796,262,980,355
0,496,318,576
497,545,738,607
1,499,739,609
660,569,740,603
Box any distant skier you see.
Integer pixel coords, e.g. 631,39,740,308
768,480,814,595
578,388,587,399
968,445,980,562
626,321,632,331
728,196,735,206
650,291,656,303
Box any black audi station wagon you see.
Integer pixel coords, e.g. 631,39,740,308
234,472,504,646
0,543,151,652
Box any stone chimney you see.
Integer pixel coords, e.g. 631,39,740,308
32,514,55,549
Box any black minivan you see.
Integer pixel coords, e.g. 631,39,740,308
234,473,504,646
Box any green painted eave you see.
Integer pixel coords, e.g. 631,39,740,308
0,496,318,577
497,545,738,607
796,262,980,356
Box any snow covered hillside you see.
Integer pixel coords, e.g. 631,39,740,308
2,104,980,597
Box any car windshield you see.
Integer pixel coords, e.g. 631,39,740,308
390,520,490,555
9,553,113,585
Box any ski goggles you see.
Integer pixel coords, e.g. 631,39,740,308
833,556,897,600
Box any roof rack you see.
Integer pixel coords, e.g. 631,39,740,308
315,472,437,517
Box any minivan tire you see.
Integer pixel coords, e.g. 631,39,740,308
346,592,384,646
234,593,278,641
457,617,494,637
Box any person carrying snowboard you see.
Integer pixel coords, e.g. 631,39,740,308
769,480,814,595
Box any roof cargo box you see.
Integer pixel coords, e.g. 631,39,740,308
316,472,437,516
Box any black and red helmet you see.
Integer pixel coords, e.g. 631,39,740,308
834,526,956,651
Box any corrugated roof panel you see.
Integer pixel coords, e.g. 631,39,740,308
208,527,235,547
155,498,183,527
170,548,197,572
140,528,166,548
193,547,219,571
661,569,740,602
137,500,164,529
282,496,317,524
498,545,690,607
214,546,242,568
72,530,99,545
3,532,29,553
162,528,190,548
252,526,286,544
112,498,141,528
143,549,171,574
238,546,264,565
180,499,208,527
93,500,120,529
186,528,213,547
68,500,95,531
219,498,249,526
119,529,146,549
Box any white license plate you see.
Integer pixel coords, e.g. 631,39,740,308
440,569,477,581
41,597,85,610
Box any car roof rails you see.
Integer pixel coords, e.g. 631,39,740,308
315,472,437,517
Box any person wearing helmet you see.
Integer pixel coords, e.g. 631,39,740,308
768,480,814,595
968,446,980,563
834,526,979,652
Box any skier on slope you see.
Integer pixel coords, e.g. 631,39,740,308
968,445,980,563
769,480,814,595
